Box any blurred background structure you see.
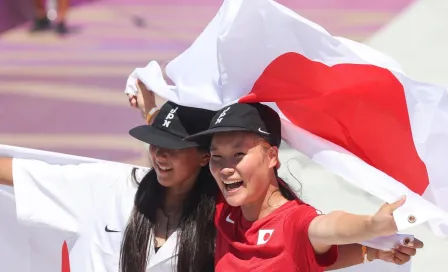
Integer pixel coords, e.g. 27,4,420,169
0,0,415,165
1,1,447,271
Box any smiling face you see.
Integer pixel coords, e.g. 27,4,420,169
209,131,279,207
149,145,209,191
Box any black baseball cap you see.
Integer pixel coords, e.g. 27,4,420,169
129,101,217,149
184,103,282,147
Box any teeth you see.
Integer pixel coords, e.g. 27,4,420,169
222,180,242,185
157,163,172,171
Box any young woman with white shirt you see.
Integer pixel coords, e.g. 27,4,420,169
119,100,218,272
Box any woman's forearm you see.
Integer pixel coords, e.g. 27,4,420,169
309,211,374,248
325,244,364,270
325,244,379,270
0,157,13,186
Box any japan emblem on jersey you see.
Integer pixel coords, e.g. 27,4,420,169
256,229,274,245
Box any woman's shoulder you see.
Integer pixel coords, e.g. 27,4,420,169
281,200,321,228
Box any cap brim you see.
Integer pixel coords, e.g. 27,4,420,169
184,127,251,146
130,125,199,150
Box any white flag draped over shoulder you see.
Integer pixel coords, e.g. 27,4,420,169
131,0,448,238
0,145,141,272
0,145,102,272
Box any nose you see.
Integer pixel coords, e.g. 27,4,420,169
220,167,235,179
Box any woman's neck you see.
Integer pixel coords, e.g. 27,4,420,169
163,170,201,214
241,181,288,222
163,189,188,215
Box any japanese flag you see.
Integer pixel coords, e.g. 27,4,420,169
130,0,448,238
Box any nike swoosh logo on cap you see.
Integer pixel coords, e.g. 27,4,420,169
258,128,270,134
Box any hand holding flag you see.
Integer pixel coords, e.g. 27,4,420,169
376,238,423,265
370,196,407,237
135,79,157,121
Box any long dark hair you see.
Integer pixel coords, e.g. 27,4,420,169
119,151,217,272
272,167,297,201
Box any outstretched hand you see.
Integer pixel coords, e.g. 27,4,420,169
373,238,424,265
370,196,406,237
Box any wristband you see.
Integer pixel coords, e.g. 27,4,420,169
146,107,159,125
362,246,369,263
